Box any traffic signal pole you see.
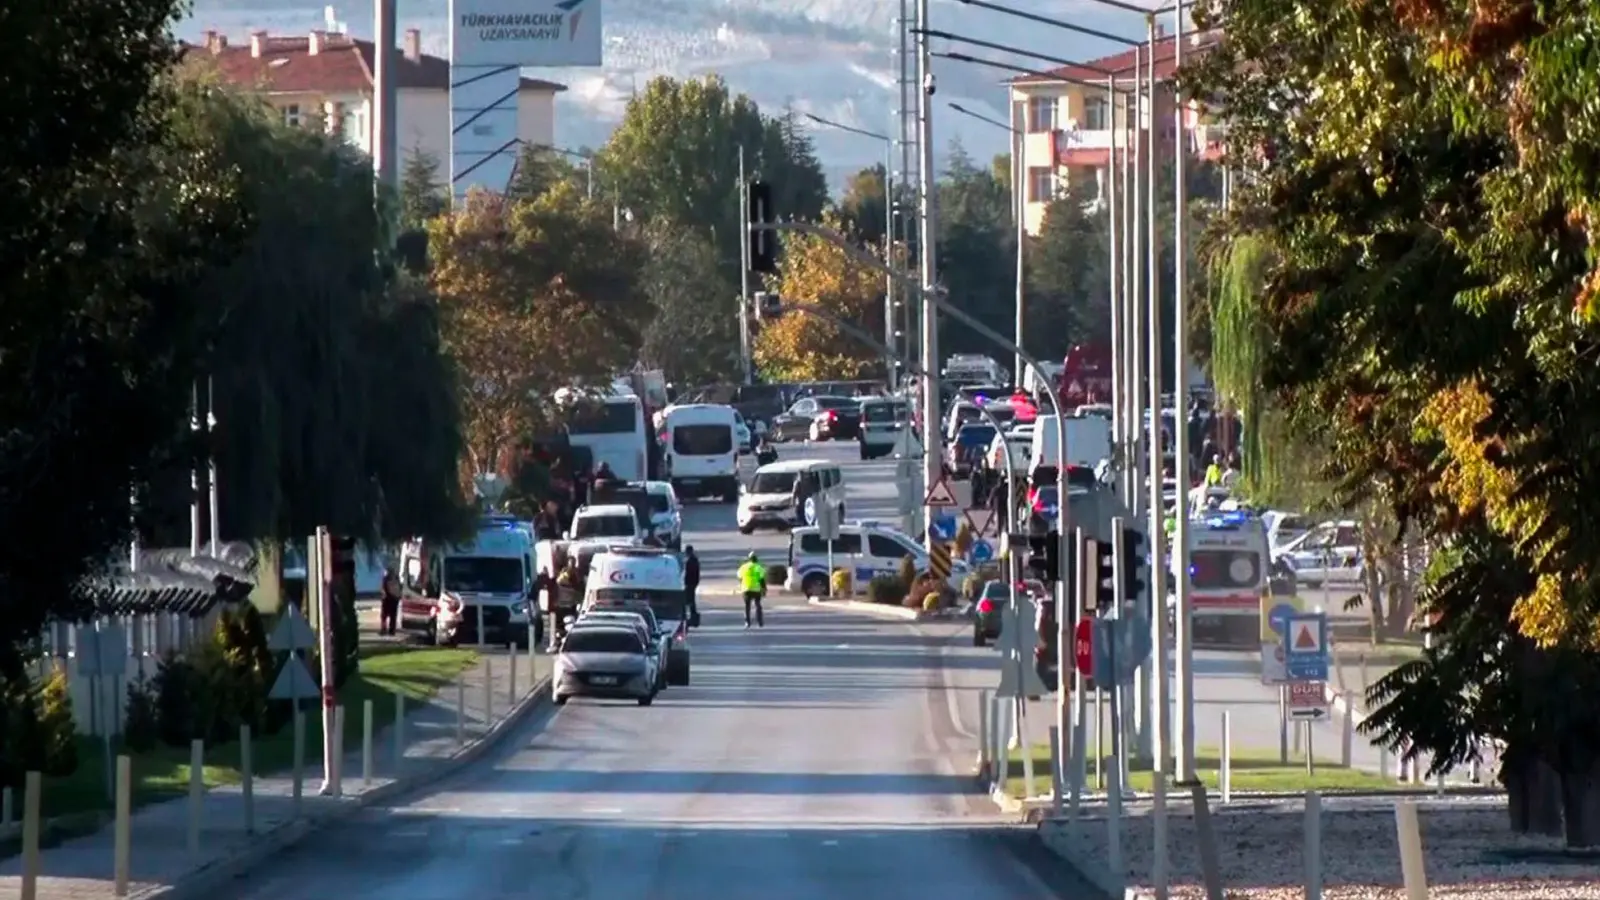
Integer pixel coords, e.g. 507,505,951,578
737,147,753,385
914,0,940,546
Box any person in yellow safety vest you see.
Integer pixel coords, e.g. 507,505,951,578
1204,455,1224,487
736,551,767,629
1164,512,1177,537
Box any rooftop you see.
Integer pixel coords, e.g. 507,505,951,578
181,29,566,96
1010,28,1223,86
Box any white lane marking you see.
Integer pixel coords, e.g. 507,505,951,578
835,643,851,649
499,837,523,845
408,807,462,814
392,828,428,838
821,839,840,846
582,807,625,815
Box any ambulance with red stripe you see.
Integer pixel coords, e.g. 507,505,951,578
1169,510,1270,646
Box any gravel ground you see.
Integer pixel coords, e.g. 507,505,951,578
1047,796,1600,899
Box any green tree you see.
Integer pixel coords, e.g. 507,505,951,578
597,76,829,280
637,219,741,386
399,146,447,229
1187,0,1600,845
174,85,468,544
506,143,586,203
936,143,1015,360
1026,194,1110,359
837,164,888,247
0,0,252,675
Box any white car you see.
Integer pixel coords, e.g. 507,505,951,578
1273,520,1364,589
733,411,754,454
567,504,648,546
783,520,971,597
640,481,684,550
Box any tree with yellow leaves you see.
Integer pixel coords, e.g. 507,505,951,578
428,186,649,486
752,213,885,381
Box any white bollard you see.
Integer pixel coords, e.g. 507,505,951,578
509,651,518,706
291,709,305,817
113,756,132,896
1435,765,1445,797
1379,742,1391,780
1340,703,1354,767
1151,772,1169,899
1305,791,1323,900
1221,710,1233,804
240,725,254,833
361,699,374,786
456,678,466,745
1048,725,1064,815
393,693,406,772
977,689,991,778
187,740,204,854
331,705,345,797
484,656,494,724
1394,800,1428,900
20,771,40,900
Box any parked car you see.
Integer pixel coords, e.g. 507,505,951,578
768,395,863,442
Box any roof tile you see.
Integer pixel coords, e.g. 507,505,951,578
1012,29,1222,85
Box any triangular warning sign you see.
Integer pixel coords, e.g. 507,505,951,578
1294,623,1318,650
267,612,316,652
965,509,1000,538
268,656,321,700
923,478,960,507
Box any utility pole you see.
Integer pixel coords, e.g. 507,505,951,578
885,149,898,384
897,0,921,375
1011,97,1026,386
207,377,219,558
1124,56,1143,517
372,0,398,194
189,382,201,557
1130,40,1152,758
915,0,940,544
738,146,754,385
1172,4,1197,785
1107,75,1123,500
1144,14,1170,774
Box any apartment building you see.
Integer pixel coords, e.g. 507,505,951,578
1008,27,1224,235
184,28,565,171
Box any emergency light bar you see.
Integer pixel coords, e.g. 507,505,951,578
1200,510,1257,529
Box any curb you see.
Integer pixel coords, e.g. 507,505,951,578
134,674,553,900
1037,820,1129,900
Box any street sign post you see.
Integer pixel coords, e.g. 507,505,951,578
924,477,960,507
970,539,994,563
1288,680,1329,720
996,594,1049,699
928,512,958,542
1091,615,1153,685
1258,594,1303,685
1074,618,1094,676
1284,612,1330,682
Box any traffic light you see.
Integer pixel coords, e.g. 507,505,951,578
747,180,777,273
1094,538,1116,610
752,291,782,320
1026,530,1067,585
1116,524,1148,606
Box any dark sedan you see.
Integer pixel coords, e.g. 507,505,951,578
973,579,1047,646
768,395,863,442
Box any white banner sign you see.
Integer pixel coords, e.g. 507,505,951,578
451,0,603,67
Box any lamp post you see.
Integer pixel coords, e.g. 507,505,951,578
801,112,902,383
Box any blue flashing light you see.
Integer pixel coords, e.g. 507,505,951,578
1200,510,1256,530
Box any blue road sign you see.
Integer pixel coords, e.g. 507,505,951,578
1284,612,1329,681
929,513,958,542
1267,602,1299,636
970,539,994,563
1091,615,1154,685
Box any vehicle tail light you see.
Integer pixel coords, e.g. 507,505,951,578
674,627,686,643
977,598,995,613
824,410,837,421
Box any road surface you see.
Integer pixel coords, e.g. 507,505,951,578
228,440,1094,900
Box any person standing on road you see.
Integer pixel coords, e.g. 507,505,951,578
379,567,402,636
683,545,701,622
736,551,767,629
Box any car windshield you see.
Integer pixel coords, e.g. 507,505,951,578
863,402,908,423
750,471,797,493
440,556,524,593
563,629,645,654
590,593,678,629
647,493,671,514
815,396,858,411
956,425,997,447
566,399,639,434
574,515,635,538
673,424,733,455
983,406,1017,424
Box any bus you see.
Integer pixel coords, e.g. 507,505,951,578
562,390,649,482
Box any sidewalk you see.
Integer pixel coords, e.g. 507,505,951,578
0,642,552,900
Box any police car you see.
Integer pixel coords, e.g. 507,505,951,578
783,520,971,597
1168,509,1270,646
1272,520,1363,589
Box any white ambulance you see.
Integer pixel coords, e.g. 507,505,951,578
1167,510,1270,646
585,547,693,685
399,516,538,647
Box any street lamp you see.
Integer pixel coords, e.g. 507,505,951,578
946,102,1028,391
801,112,904,382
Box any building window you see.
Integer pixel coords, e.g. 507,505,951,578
283,104,301,127
1027,96,1057,133
342,107,364,145
1027,166,1057,203
1083,97,1109,131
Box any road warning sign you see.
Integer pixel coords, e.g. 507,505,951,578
1293,621,1323,652
923,477,960,507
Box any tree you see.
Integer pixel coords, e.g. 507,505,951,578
0,1,253,675
837,164,888,247
399,146,448,229
1186,0,1600,845
429,185,651,485
936,143,1015,360
167,84,468,545
753,213,884,381
597,76,829,281
506,143,585,203
637,219,742,386
1026,194,1111,359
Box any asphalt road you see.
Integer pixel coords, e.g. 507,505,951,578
231,440,1097,900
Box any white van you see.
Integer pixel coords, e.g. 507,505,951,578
858,396,910,460
1169,510,1270,645
399,518,537,647
660,404,740,501
1028,414,1114,473
584,547,693,684
784,520,971,596
736,458,846,534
